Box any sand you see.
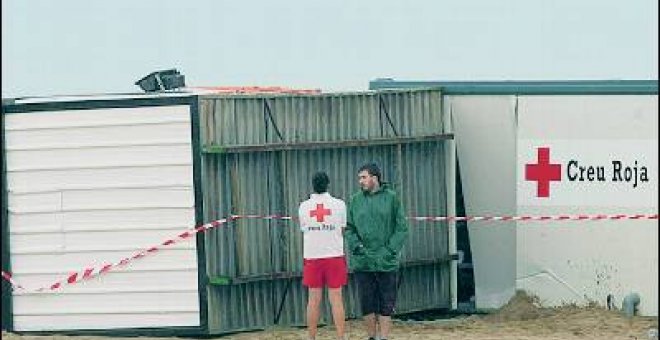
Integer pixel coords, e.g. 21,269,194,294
3,291,658,340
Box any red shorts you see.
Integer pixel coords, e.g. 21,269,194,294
302,256,348,288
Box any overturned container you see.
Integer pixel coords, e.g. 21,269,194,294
1,88,456,335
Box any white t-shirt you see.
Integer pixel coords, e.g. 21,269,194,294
298,192,347,259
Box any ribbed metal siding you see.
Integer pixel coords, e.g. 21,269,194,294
202,91,444,145
198,90,450,334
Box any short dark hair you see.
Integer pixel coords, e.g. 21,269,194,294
312,171,330,193
358,163,381,183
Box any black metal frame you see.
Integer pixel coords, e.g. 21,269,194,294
1,104,13,331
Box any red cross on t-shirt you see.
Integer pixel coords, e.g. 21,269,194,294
309,203,332,222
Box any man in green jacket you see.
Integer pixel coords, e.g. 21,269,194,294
345,163,408,340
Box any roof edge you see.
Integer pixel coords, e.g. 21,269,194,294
369,79,659,95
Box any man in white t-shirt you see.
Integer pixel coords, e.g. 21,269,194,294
298,171,348,340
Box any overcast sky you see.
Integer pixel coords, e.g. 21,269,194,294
2,0,658,98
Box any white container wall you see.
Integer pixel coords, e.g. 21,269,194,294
4,103,200,330
371,80,658,316
446,93,657,316
516,95,658,316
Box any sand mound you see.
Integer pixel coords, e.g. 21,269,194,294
486,290,552,322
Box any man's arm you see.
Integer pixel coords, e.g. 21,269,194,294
298,204,307,232
344,200,365,254
339,201,348,235
386,194,408,255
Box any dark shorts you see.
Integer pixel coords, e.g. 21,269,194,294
303,256,348,288
355,271,398,316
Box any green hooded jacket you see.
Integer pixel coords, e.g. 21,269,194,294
345,183,409,272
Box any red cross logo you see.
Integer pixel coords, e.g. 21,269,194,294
525,147,562,198
310,203,332,222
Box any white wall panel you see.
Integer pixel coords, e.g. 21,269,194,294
6,122,190,150
8,166,193,193
449,94,658,316
516,95,658,316
10,208,195,233
5,105,189,130
6,144,192,171
447,95,518,310
14,312,199,332
5,103,200,330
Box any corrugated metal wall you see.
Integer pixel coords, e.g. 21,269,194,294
198,90,452,334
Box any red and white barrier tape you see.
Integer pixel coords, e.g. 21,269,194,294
1,217,234,294
235,214,660,222
1,213,657,293
408,214,659,222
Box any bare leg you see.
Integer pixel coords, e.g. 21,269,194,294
328,288,346,339
378,315,392,339
364,313,377,338
307,288,323,339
